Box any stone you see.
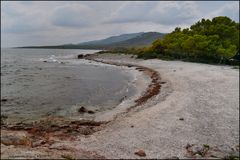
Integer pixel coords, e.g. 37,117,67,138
32,140,46,147
78,107,87,113
134,149,146,157
195,154,202,158
87,110,95,114
179,118,184,121
78,54,84,59
1,98,7,102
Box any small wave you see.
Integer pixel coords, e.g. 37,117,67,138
40,55,64,63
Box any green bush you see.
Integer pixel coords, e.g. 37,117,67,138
139,16,239,64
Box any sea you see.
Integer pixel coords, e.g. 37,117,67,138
1,48,136,124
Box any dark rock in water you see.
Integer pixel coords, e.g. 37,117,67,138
1,98,8,102
131,125,134,128
179,118,184,121
78,54,84,59
160,81,166,84
43,60,47,62
134,149,146,157
87,110,95,114
78,106,87,113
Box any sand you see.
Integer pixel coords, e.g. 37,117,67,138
1,54,239,159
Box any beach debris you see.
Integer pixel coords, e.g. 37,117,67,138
179,118,184,121
130,125,134,128
160,81,166,84
134,149,146,157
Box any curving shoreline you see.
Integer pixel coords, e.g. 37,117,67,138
83,53,162,112
2,53,238,159
1,52,164,158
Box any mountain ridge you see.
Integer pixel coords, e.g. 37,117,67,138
19,32,167,49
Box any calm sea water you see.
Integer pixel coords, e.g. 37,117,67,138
1,48,135,123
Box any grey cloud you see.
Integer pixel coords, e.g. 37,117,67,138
105,2,200,25
1,1,239,47
207,2,239,21
51,4,95,28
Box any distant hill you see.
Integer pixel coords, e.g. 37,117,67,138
78,32,144,46
107,32,166,48
20,32,167,49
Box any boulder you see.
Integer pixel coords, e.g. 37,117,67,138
77,54,84,59
87,110,95,114
134,149,146,157
78,107,87,113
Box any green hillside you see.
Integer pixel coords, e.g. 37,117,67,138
19,32,166,49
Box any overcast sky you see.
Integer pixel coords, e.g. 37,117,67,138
1,1,239,47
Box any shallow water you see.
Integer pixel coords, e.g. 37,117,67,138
1,48,135,123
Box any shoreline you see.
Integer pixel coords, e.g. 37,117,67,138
1,53,239,159
83,53,163,121
1,53,165,159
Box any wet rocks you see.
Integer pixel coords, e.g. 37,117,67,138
77,54,91,59
1,98,8,102
179,118,184,121
78,106,95,114
78,54,84,59
87,110,95,114
78,107,87,113
134,149,146,157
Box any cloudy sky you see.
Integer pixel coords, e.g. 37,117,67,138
1,1,239,47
